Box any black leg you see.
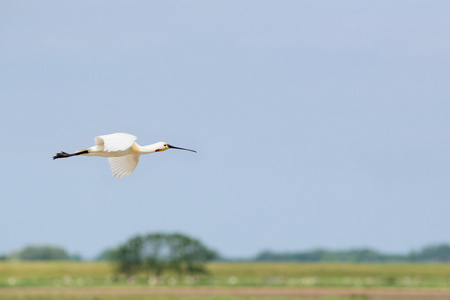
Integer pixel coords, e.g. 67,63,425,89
53,150,89,160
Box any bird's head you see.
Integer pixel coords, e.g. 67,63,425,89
154,142,197,153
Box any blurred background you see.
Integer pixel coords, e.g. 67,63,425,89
1,0,450,262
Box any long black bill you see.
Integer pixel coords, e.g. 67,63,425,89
167,144,197,153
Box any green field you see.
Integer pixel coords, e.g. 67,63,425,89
1,262,450,299
1,262,450,288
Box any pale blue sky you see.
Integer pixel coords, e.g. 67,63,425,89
1,1,450,258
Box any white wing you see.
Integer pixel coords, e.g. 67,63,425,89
95,133,137,152
108,154,140,178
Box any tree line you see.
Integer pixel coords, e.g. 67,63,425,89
254,244,450,263
3,237,450,264
0,245,81,261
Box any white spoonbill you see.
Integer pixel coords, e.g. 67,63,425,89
53,133,196,178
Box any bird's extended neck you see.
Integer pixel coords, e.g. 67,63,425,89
136,143,162,154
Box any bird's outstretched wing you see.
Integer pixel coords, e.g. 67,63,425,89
108,154,140,178
95,133,137,152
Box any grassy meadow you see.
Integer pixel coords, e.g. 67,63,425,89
1,261,450,288
1,262,450,299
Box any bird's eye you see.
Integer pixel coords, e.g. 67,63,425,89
164,144,168,147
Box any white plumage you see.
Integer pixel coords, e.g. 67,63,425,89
53,133,196,178
95,133,137,153
108,154,140,178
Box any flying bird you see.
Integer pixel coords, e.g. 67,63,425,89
53,133,196,178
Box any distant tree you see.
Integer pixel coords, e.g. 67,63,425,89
408,244,450,262
10,245,70,261
113,236,145,277
110,233,216,277
164,233,217,275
